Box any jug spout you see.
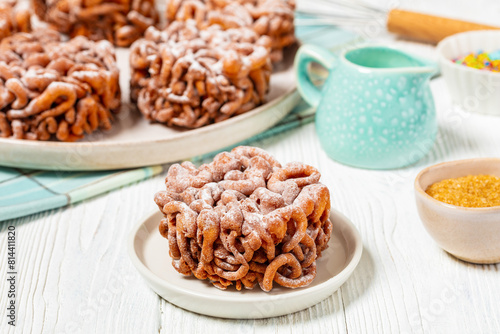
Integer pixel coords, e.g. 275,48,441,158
343,46,438,78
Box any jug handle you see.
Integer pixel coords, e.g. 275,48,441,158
294,44,337,108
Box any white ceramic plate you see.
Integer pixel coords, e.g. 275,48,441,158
0,46,299,171
128,209,363,319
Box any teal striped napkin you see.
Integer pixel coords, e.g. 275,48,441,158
0,166,163,221
0,19,359,222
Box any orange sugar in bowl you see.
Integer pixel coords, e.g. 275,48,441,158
414,158,500,264
425,174,500,208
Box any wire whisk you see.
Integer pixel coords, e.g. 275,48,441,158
295,0,500,44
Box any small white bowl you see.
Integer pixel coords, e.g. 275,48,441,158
415,158,500,264
437,30,500,116
128,209,363,319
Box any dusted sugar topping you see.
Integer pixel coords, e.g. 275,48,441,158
130,21,272,128
154,146,333,291
166,0,296,62
0,30,121,141
33,0,159,47
426,174,500,208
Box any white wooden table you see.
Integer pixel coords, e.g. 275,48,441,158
2,1,500,333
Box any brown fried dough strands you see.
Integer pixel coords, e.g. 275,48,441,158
0,1,31,41
165,0,296,62
0,30,120,141
33,0,159,47
154,146,333,291
130,21,272,129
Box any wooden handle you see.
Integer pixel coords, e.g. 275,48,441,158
387,9,500,44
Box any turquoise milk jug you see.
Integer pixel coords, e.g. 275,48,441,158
295,45,438,169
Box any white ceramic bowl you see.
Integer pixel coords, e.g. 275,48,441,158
437,30,500,116
415,158,500,264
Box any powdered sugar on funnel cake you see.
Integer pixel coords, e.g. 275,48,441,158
154,146,332,291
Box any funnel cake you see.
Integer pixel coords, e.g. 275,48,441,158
130,21,272,128
166,0,296,62
154,146,333,291
0,0,31,40
33,0,159,47
0,30,120,141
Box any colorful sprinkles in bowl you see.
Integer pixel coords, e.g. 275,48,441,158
454,50,500,72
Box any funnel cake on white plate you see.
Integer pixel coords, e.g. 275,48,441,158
154,146,333,291
0,30,121,141
130,21,272,128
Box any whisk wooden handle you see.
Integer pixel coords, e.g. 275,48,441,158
387,9,500,44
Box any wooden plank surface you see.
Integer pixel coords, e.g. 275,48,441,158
2,0,500,333
2,75,500,333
